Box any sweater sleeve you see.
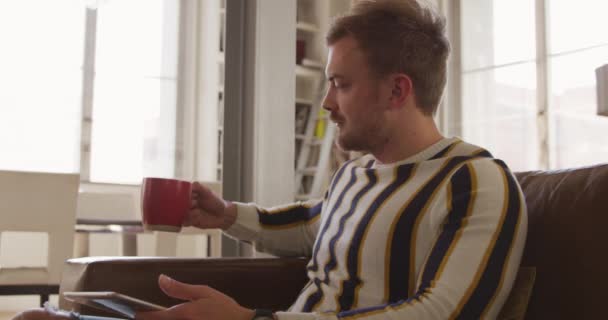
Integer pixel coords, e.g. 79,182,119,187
272,159,528,319
224,198,324,257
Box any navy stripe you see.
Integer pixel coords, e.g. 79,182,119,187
429,142,457,160
338,302,389,318
475,149,493,158
304,167,378,311
456,160,521,319
415,164,473,294
301,164,359,312
293,280,314,310
327,159,355,201
259,201,323,226
388,156,477,303
337,164,416,311
307,159,372,272
309,202,323,218
309,164,357,273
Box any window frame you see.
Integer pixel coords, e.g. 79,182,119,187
78,1,215,190
442,0,599,171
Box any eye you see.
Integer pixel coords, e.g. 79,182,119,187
334,81,348,89
327,78,349,90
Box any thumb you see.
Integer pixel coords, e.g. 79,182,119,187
158,274,213,301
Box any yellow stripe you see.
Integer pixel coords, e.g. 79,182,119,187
333,169,382,309
471,148,488,157
344,161,508,320
443,140,463,157
414,228,442,292
353,166,416,309
448,164,510,319
407,163,466,296
337,167,404,310
479,185,524,318
383,159,451,302
428,163,477,290
411,164,458,286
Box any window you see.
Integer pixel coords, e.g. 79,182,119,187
455,0,608,171
89,0,179,184
0,1,84,173
0,0,184,184
547,0,608,169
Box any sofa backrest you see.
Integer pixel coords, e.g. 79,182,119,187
515,164,608,319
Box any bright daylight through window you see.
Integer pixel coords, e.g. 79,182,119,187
0,1,83,173
458,0,608,171
0,0,180,184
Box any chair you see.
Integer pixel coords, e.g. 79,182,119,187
74,183,141,257
0,170,80,306
73,181,223,258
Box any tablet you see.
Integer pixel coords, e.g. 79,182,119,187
63,291,167,319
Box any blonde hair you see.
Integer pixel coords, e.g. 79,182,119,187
327,0,450,115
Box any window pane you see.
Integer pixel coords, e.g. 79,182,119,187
458,63,538,171
461,0,535,71
0,1,84,173
549,47,608,169
549,0,608,54
90,0,179,184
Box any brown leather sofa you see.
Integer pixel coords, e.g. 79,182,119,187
59,165,608,319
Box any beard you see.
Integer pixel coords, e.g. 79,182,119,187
334,111,387,153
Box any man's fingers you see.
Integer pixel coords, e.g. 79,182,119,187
183,208,226,229
182,210,201,227
158,274,216,301
139,278,244,320
136,303,193,320
191,182,208,197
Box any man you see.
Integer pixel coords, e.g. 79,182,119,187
13,0,526,319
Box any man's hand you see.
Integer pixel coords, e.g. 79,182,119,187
136,274,254,320
184,182,237,230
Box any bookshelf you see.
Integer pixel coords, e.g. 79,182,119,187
294,0,350,200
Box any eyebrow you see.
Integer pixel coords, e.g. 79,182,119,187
327,74,345,81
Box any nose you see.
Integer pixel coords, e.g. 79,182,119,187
322,86,336,112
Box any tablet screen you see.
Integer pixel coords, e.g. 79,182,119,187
64,291,167,319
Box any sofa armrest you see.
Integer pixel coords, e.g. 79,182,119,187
59,257,309,316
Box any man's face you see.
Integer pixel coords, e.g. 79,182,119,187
323,36,390,153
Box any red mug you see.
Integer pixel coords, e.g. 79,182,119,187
141,177,192,232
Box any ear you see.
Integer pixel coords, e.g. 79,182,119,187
388,74,413,109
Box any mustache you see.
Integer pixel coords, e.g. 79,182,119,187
329,113,344,123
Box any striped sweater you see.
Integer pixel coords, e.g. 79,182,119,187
225,137,528,320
